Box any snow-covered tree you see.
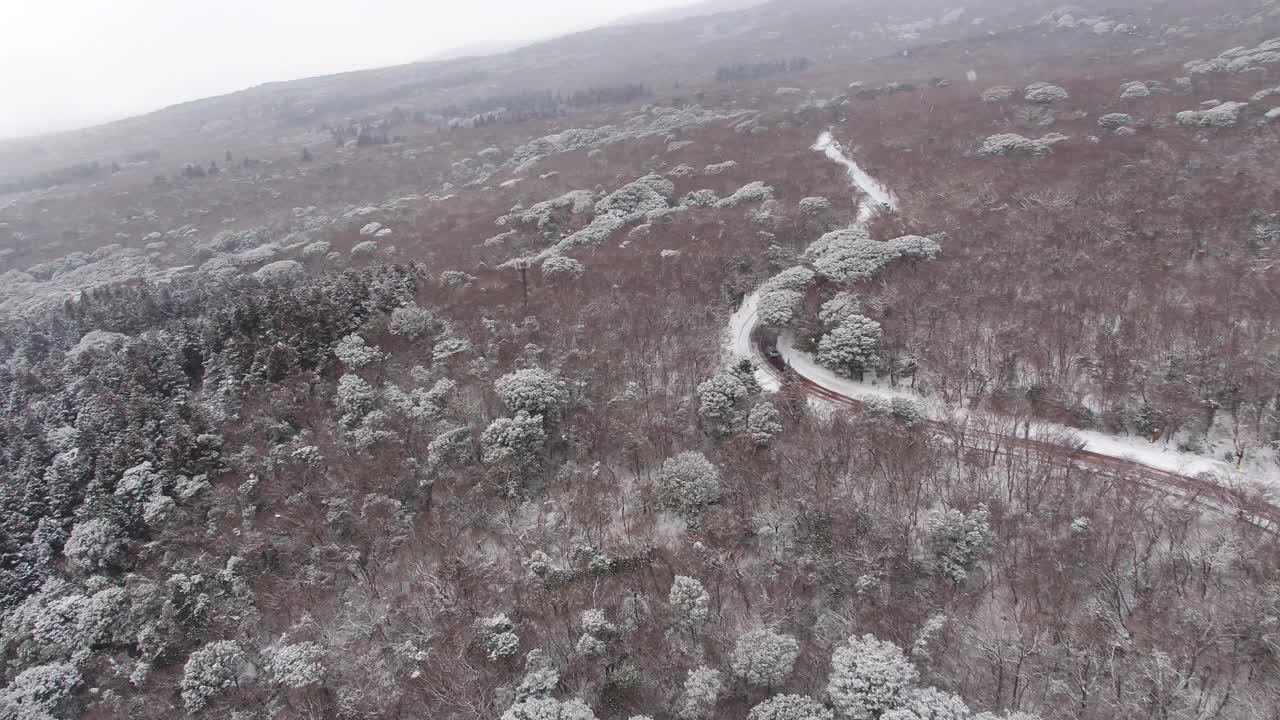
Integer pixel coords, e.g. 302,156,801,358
181,640,246,713
731,628,800,688
697,370,750,431
266,641,326,688
481,413,547,465
542,255,586,282
826,634,919,720
881,687,971,720
0,662,81,717
747,402,784,447
475,613,521,661
389,305,435,339
819,292,860,326
1024,82,1068,103
657,452,721,518
759,290,804,327
924,505,994,583
677,666,723,720
669,575,711,628
748,694,835,720
817,316,882,378
336,373,377,418
762,266,817,293
427,425,472,472
63,517,125,574
440,270,476,288
503,696,598,720
516,649,561,699
333,333,384,368
495,368,570,418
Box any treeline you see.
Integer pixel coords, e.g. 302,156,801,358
715,57,814,83
0,161,106,196
436,83,650,126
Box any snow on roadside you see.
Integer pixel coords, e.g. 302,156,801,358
812,130,898,227
724,290,781,391
777,333,1240,483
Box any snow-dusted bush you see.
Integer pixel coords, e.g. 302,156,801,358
350,240,379,256
0,662,81,716
495,368,569,418
440,270,476,288
731,628,800,688
818,316,882,378
334,334,384,368
502,696,598,720
748,402,784,447
657,452,722,518
749,695,835,720
883,687,971,720
360,222,383,236
799,196,832,214
181,640,246,713
1176,101,1247,127
681,189,720,207
826,635,919,720
762,265,817,293
669,575,711,627
254,259,304,284
475,613,521,661
63,518,125,573
819,292,860,326
703,161,738,175
389,305,435,339
697,369,750,429
1119,81,1152,99
266,642,325,688
716,181,775,208
542,255,585,282
516,650,561,699
759,289,804,327
924,504,994,583
890,235,942,261
1097,113,1133,128
1023,82,1069,104
677,666,723,720
481,413,547,465
978,133,1068,156
980,86,1015,103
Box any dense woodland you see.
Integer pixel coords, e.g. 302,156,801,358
3,0,1280,718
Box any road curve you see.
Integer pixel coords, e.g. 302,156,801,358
748,326,1280,531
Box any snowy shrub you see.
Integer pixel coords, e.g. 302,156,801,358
542,255,585,282
389,305,435,339
826,635,919,720
427,426,472,471
350,240,379,256
677,666,723,720
668,164,696,178
481,413,547,465
475,613,521,661
697,370,750,429
478,146,504,160
657,452,722,518
883,687,971,720
978,133,1069,156
703,161,738,175
1176,101,1247,127
63,518,125,574
333,333,384,368
432,335,473,363
819,293,860,326
924,504,994,583
681,189,720,207
762,266,817,293
731,628,800,688
181,640,246,713
759,290,804,327
516,650,561,699
503,696,598,720
749,694,835,720
495,368,570,418
799,196,832,214
360,222,382,236
576,633,607,657
817,316,882,378
267,642,326,688
1119,81,1152,99
0,662,81,716
980,86,1015,103
440,270,476,288
748,402,784,448
1023,82,1069,104
716,181,775,208
254,259,304,284
890,235,942,261
1097,113,1133,128
302,240,331,258
669,576,711,628
336,373,376,418
580,609,618,639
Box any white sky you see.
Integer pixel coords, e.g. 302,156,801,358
0,0,703,140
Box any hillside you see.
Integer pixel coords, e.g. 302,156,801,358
2,0,1280,718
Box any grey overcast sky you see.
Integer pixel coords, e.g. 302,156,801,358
0,0,705,140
